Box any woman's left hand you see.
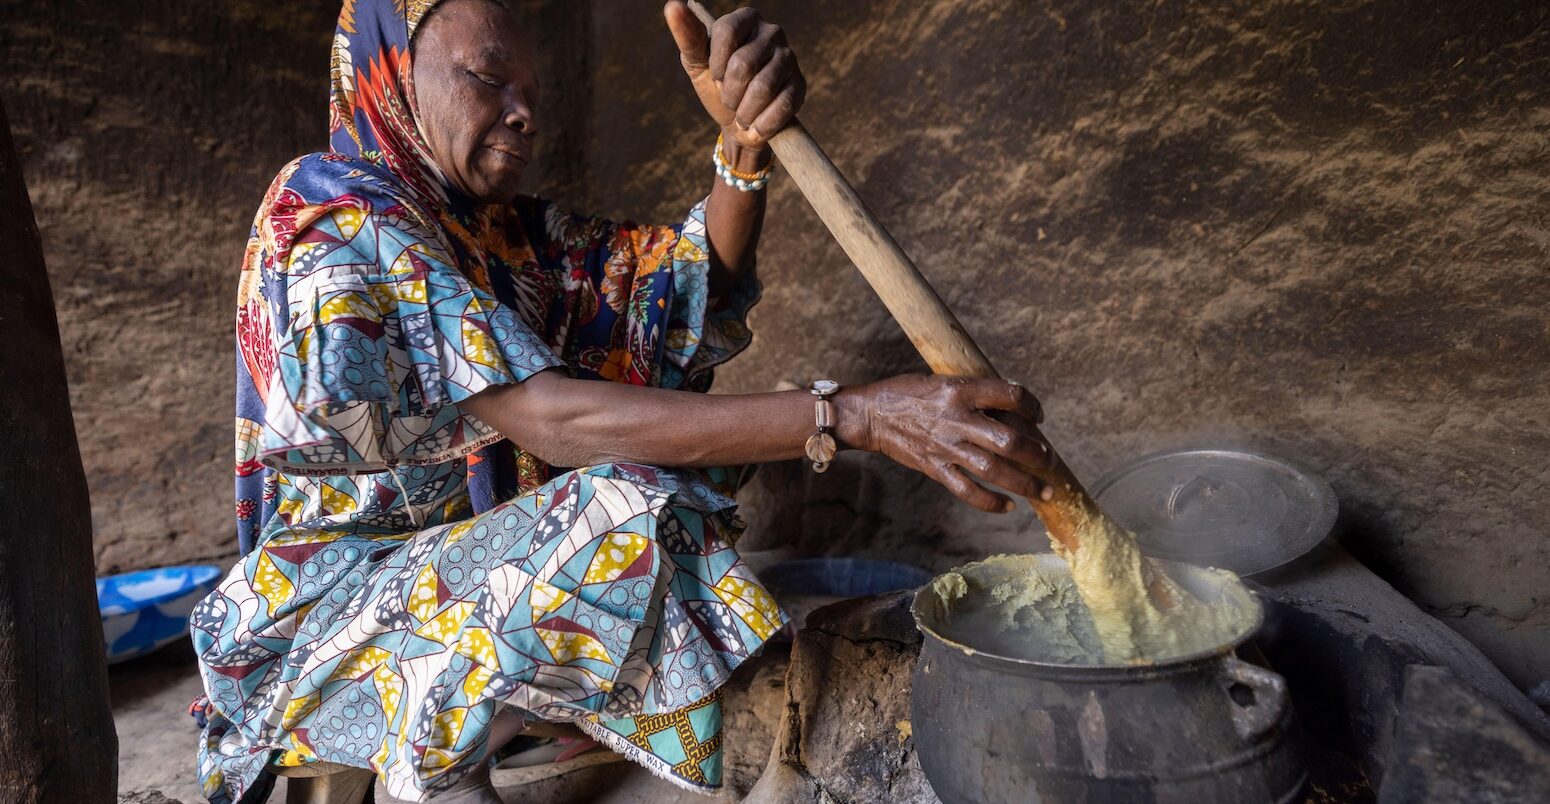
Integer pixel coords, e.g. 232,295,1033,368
664,1,807,152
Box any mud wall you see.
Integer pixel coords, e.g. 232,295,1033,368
0,1,337,570
558,0,1550,690
2,0,1546,690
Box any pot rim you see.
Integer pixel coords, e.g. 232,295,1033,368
910,554,1265,672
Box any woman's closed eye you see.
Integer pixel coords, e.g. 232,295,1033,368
466,69,502,89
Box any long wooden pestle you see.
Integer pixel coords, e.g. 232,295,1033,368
685,0,1109,555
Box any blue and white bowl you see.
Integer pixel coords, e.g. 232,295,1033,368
97,565,223,664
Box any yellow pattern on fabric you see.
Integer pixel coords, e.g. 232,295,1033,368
454,626,499,669
416,601,475,646
462,315,501,368
320,482,358,515
275,745,315,767
318,289,376,324
373,665,403,721
282,692,321,729
235,418,261,462
444,519,475,546
371,666,405,767
537,626,612,665
276,486,307,523
672,727,721,783
408,564,440,624
386,241,433,281
334,645,393,682
402,0,435,29
290,241,328,269
712,576,781,641
583,533,649,585
673,230,707,263
430,707,467,751
253,550,295,617
391,272,428,303
421,747,461,772
665,327,699,351
331,206,366,240
528,579,570,622
266,529,344,547
461,665,494,703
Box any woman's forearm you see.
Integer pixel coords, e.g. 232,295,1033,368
461,370,844,469
465,370,1064,514
703,133,770,296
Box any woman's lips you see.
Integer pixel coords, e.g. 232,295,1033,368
486,143,530,163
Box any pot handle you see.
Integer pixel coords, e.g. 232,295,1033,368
1220,657,1288,742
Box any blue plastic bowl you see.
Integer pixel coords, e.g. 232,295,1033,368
761,557,932,599
97,564,223,664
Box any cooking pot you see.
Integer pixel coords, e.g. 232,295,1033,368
910,553,1306,803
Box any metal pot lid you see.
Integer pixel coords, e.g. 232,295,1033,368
1090,448,1338,576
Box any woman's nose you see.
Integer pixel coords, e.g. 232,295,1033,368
503,90,536,135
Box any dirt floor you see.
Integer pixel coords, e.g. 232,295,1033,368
112,643,220,804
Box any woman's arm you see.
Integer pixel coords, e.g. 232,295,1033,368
703,140,769,295
465,371,809,468
462,372,1056,514
665,3,805,294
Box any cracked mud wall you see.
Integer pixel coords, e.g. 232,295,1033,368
2,0,1546,692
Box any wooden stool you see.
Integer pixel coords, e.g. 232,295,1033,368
268,760,374,804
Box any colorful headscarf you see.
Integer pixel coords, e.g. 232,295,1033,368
321,0,530,293
329,0,444,198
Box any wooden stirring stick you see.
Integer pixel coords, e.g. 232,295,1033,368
683,0,1106,554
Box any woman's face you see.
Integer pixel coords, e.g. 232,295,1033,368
412,0,540,204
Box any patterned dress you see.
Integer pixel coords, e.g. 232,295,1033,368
190,1,784,802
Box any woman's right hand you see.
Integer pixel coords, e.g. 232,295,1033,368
834,375,1057,513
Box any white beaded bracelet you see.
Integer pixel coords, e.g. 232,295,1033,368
714,158,769,191
712,133,772,192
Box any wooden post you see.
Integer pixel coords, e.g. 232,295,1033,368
0,95,118,801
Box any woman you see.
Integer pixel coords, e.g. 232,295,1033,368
194,0,1055,801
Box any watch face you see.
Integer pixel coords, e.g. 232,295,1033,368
810,379,840,396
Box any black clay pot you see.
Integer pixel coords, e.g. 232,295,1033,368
910,554,1307,804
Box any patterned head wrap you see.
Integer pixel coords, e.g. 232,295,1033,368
327,0,446,199
310,0,540,303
